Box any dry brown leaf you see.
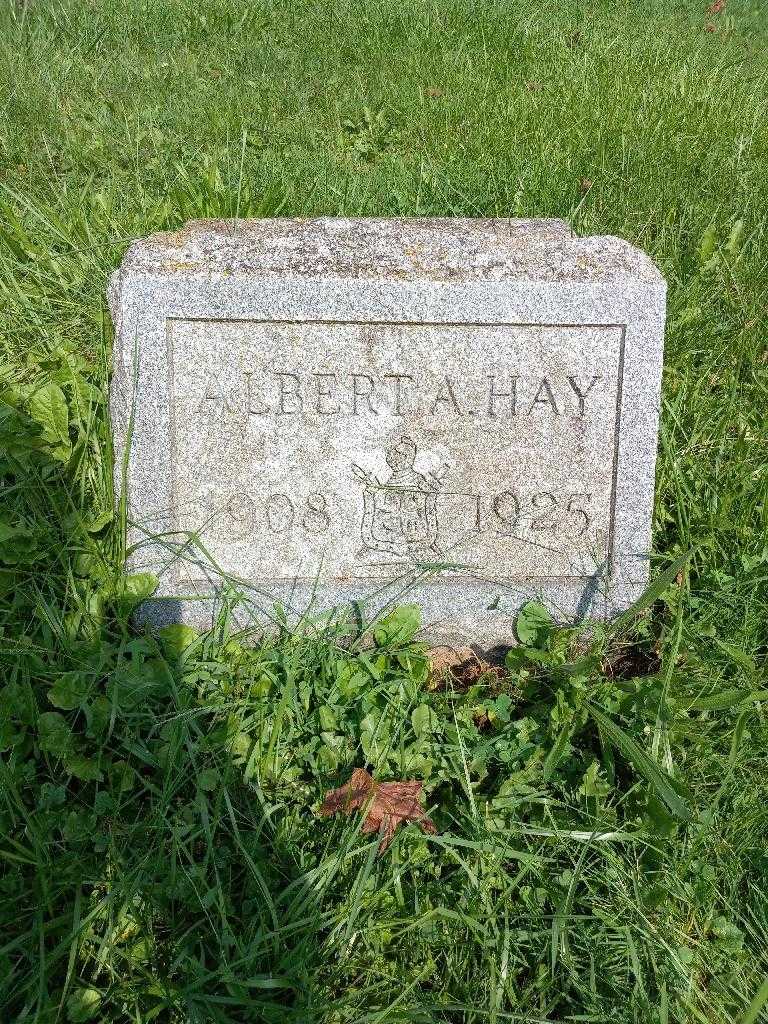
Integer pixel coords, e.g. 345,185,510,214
319,768,437,853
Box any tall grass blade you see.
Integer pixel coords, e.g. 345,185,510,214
608,551,693,637
587,704,690,820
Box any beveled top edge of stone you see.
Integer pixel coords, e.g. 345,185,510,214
111,217,665,286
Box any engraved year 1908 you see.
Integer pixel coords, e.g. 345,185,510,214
223,491,331,539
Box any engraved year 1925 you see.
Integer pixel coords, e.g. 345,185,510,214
469,490,593,539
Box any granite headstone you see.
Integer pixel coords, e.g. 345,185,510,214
108,218,666,644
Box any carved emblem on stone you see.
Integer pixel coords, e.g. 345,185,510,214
352,436,448,558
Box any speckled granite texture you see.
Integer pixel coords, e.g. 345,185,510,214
108,217,666,645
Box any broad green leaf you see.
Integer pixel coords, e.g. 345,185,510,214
373,604,421,647
66,986,102,1023
360,711,387,739
250,674,272,698
48,672,89,710
320,731,344,751
0,720,15,751
65,753,103,782
411,703,438,737
116,572,158,606
198,768,221,792
70,371,104,417
588,704,690,820
578,761,611,799
87,694,112,735
109,760,136,794
0,521,39,566
492,693,513,723
675,944,695,966
94,792,115,816
516,601,552,646
644,793,678,837
337,668,368,697
39,783,66,809
28,381,71,453
84,508,113,533
38,711,73,757
126,937,153,965
158,623,198,658
725,218,744,255
107,659,168,710
400,746,434,777
318,744,339,771
543,715,574,780
711,915,744,947
697,221,718,264
318,706,337,732
0,521,30,544
361,729,389,763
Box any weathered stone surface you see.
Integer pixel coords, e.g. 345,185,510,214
108,217,666,645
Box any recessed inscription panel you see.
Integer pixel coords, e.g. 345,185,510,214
168,321,623,585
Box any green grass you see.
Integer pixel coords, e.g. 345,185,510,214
1,0,768,1020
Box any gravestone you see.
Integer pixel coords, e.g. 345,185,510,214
108,218,666,644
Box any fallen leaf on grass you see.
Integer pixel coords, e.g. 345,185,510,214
319,768,436,853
